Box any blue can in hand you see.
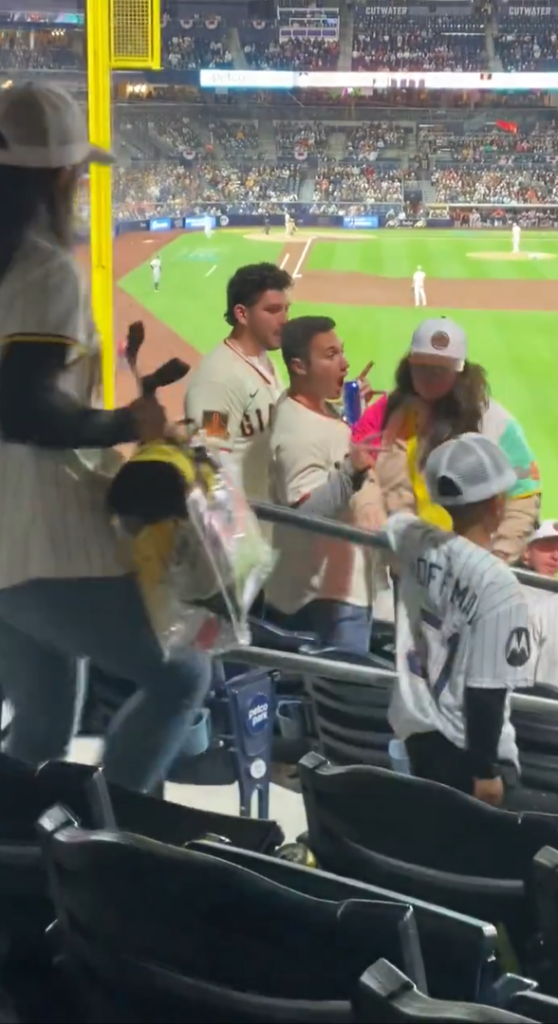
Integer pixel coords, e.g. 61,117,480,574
343,380,362,426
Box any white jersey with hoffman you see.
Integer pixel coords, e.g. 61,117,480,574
0,229,125,589
184,339,282,503
386,513,532,765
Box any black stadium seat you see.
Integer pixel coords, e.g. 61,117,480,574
303,648,394,769
354,960,534,1023
39,816,429,1023
298,753,558,970
186,839,500,1003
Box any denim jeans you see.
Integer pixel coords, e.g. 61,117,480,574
0,575,211,793
268,599,372,653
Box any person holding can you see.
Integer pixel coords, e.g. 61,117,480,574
264,316,387,651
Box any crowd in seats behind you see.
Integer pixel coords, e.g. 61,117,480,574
314,161,403,204
162,14,232,69
496,15,558,70
352,14,487,71
432,166,558,204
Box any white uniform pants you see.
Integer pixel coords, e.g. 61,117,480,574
414,287,426,306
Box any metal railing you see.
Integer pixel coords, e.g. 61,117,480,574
242,499,558,719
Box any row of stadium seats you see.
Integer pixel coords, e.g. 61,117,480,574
0,753,558,1020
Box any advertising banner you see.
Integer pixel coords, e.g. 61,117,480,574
343,214,380,229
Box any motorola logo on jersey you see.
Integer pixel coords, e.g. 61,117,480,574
505,628,531,667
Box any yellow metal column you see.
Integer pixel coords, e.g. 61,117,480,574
86,0,114,408
86,0,161,410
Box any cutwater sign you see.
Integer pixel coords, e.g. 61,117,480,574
246,694,269,735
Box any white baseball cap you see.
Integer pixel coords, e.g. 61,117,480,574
425,433,517,507
410,317,467,372
529,520,558,544
0,82,114,169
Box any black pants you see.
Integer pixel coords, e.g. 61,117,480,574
406,731,558,814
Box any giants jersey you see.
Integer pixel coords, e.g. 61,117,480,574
386,513,532,766
184,340,282,502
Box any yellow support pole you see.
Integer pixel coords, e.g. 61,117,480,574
86,0,115,409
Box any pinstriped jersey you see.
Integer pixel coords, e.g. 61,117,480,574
0,228,125,589
385,513,532,765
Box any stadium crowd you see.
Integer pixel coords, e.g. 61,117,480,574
161,14,232,69
351,14,487,71
345,122,408,161
496,14,558,70
432,165,558,204
314,161,403,203
243,35,340,70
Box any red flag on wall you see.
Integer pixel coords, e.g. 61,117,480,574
496,120,518,133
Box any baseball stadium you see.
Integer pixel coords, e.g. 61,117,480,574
114,226,558,507
3,0,558,1020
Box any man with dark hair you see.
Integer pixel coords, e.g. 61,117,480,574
265,315,382,650
184,262,292,504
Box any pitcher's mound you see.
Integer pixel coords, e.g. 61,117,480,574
244,230,374,242
467,251,556,262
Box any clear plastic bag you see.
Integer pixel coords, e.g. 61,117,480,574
128,452,275,658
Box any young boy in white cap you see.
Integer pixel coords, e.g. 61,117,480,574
386,433,534,808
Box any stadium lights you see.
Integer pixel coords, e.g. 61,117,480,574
199,68,558,91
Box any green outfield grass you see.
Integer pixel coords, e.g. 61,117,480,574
119,228,558,512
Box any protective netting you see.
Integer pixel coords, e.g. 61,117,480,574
110,0,159,67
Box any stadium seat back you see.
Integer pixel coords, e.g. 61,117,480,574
304,648,394,769
186,840,498,1003
299,754,558,957
41,823,428,1021
35,760,283,852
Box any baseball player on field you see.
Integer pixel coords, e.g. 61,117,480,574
512,221,521,255
386,433,535,809
150,254,161,291
412,265,427,307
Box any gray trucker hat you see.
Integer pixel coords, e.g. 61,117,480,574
425,433,517,507
0,82,114,169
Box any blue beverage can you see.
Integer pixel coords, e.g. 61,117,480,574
343,380,362,426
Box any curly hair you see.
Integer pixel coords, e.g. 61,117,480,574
383,356,491,466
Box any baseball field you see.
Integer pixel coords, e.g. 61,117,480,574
111,227,558,512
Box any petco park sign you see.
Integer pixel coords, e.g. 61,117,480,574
201,68,558,90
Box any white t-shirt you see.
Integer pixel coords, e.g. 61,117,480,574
0,229,126,589
413,270,426,289
183,339,282,503
524,586,558,688
265,395,376,614
386,513,532,766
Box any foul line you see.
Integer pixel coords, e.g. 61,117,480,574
205,264,217,277
280,253,290,270
293,237,314,280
